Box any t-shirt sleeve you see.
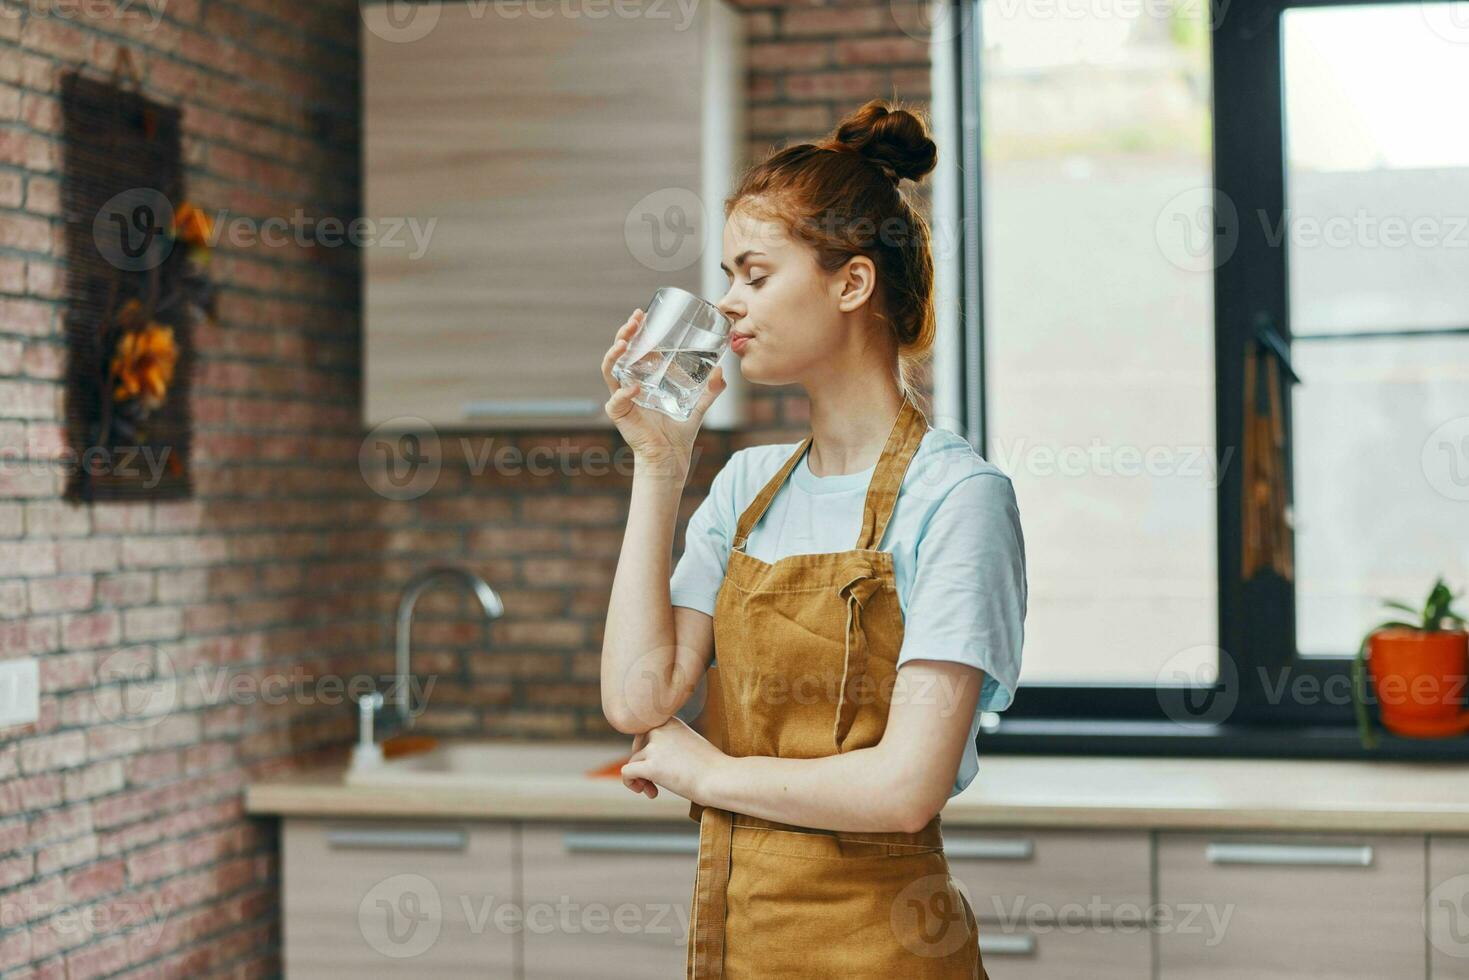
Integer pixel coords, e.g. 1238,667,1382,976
897,471,1026,713
669,453,739,618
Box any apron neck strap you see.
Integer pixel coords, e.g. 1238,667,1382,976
731,433,812,553
852,393,927,550
731,393,928,553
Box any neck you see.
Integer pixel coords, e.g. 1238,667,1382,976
801,366,907,478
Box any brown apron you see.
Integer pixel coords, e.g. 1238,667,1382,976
686,393,989,979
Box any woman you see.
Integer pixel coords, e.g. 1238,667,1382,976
599,99,1025,979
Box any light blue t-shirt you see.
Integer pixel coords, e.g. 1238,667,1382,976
669,426,1027,798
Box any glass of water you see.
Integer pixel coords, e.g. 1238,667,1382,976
611,286,732,422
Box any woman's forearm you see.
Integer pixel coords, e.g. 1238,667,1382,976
601,456,692,733
701,745,927,834
679,663,981,835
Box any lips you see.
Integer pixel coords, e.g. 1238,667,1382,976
730,332,754,354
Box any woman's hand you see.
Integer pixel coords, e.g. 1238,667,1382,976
601,308,728,474
621,732,657,799
618,715,726,804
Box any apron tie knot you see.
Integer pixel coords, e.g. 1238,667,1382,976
835,564,883,749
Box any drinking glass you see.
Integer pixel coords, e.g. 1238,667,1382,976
610,286,732,422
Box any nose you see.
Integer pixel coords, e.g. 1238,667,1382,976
715,285,741,325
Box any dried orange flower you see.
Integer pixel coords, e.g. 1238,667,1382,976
110,322,178,410
173,202,213,249
115,297,146,329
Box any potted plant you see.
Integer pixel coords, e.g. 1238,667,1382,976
1352,576,1469,749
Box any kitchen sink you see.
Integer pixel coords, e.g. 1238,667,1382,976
343,738,630,788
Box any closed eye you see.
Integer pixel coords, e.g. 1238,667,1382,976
747,277,767,288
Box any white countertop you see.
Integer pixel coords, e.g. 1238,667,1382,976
244,739,1469,832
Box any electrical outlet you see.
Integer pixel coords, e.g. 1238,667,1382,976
0,658,40,730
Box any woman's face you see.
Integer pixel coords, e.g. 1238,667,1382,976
714,207,877,387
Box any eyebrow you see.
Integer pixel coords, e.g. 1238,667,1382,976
719,250,767,276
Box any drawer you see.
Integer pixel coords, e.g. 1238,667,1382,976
1429,835,1469,974
1157,831,1426,979
976,920,1152,979
944,827,1152,923
282,819,515,979
521,821,699,980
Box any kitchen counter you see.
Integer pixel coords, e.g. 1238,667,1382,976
244,740,1469,833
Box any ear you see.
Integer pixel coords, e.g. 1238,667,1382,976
833,255,877,314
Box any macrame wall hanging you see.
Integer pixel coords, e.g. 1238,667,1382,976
1241,314,1300,583
61,50,214,503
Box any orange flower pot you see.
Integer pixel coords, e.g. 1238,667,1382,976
1367,628,1469,737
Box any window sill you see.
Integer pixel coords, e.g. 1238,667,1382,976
978,717,1469,761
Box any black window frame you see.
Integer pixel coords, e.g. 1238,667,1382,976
955,0,1469,758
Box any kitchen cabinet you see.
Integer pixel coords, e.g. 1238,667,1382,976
976,922,1153,979
282,819,516,978
276,817,1457,978
1156,831,1427,979
1429,835,1469,976
360,0,747,431
520,822,698,979
945,827,1152,924
951,828,1152,980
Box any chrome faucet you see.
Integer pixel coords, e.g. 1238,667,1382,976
383,564,504,733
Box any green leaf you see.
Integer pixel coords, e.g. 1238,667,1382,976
1352,634,1378,750
1424,577,1454,624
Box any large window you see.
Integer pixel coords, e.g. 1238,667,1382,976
972,0,1217,688
1281,6,1469,658
956,0,1469,752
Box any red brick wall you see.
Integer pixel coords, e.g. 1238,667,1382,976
0,0,934,975
2,2,361,975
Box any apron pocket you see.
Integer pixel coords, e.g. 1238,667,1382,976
722,833,983,979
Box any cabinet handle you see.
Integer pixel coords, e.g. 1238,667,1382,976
462,398,600,418
945,837,1035,861
1205,842,1373,867
979,932,1037,956
562,831,700,855
327,827,468,851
